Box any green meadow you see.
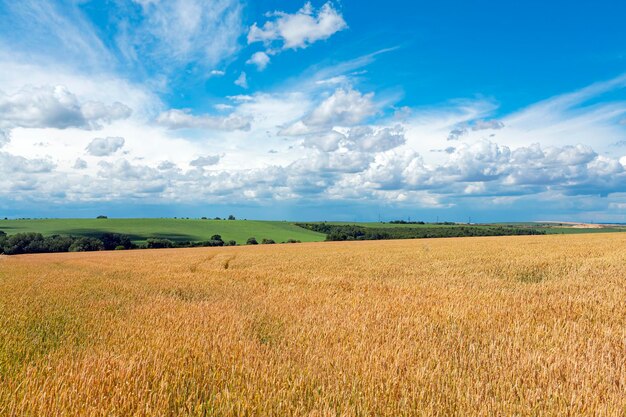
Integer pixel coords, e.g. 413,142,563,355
0,218,326,244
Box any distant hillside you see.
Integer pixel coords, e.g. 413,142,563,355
0,218,326,245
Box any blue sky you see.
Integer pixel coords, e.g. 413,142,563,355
1,0,626,222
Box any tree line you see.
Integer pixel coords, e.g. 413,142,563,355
0,231,301,255
296,223,546,241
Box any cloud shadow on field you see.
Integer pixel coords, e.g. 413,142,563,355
59,229,197,243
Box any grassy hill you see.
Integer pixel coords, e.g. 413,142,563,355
1,218,624,247
0,218,326,244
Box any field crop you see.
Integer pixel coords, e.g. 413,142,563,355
0,233,624,416
0,218,326,244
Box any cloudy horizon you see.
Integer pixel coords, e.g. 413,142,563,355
2,1,626,222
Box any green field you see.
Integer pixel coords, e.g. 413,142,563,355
0,218,326,244
1,218,624,246
320,221,626,234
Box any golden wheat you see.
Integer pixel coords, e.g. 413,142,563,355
0,233,624,416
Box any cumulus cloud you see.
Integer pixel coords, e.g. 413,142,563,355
86,137,125,157
93,159,167,195
73,158,87,169
347,126,406,152
360,140,625,197
156,109,250,131
302,130,346,151
447,127,466,141
291,149,373,175
279,88,377,135
0,152,55,174
301,125,406,153
0,85,131,130
190,154,221,167
306,88,376,127
157,161,177,170
248,2,347,50
246,51,271,71
3,138,626,212
234,72,248,89
278,120,311,136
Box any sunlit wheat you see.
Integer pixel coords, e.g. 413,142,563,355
0,233,624,416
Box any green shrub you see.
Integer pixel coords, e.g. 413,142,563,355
99,233,132,250
2,233,46,254
145,238,174,249
43,235,75,252
68,237,104,252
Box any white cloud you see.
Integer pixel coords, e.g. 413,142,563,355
315,75,350,86
127,0,244,70
73,158,87,170
472,119,505,131
500,75,626,150
97,159,151,181
234,72,248,89
302,130,345,151
86,137,125,157
301,125,405,153
282,88,377,133
248,2,347,50
347,125,406,152
156,109,250,131
246,51,271,71
2,15,626,224
307,88,376,127
190,154,222,167
0,1,115,70
0,85,132,130
157,161,177,170
447,119,504,140
331,139,626,200
278,120,311,136
0,129,10,147
0,152,55,174
214,103,234,111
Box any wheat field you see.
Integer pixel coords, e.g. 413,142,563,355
0,233,624,416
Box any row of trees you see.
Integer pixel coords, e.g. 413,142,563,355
0,232,132,255
144,234,236,249
200,215,237,220
388,220,426,224
97,215,238,220
297,223,546,241
0,231,301,255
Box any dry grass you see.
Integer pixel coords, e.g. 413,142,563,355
0,233,624,416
